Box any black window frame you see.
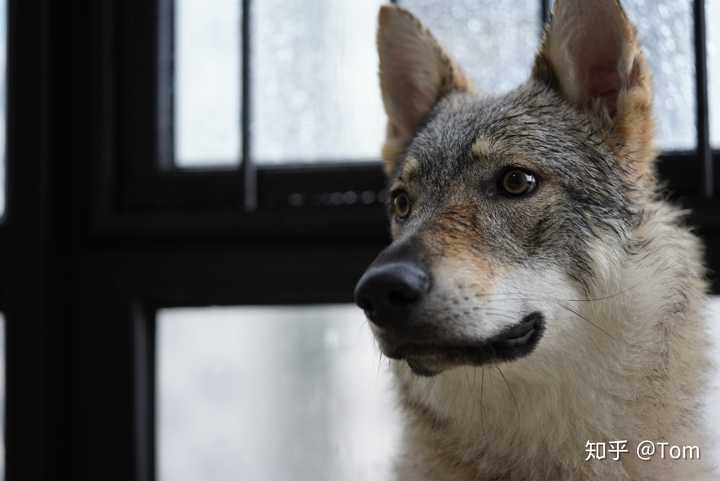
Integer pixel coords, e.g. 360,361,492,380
1,0,718,480
86,0,720,248
95,0,390,241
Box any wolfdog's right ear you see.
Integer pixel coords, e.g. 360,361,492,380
377,6,470,175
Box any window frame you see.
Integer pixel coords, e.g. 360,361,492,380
94,0,720,238
99,0,391,241
4,0,61,479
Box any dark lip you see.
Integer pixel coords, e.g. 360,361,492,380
380,312,546,375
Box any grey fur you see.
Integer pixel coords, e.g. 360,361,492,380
365,2,715,480
393,84,639,288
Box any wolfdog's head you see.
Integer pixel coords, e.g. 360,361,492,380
355,0,657,377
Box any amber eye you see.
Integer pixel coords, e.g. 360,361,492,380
392,191,411,219
499,169,538,197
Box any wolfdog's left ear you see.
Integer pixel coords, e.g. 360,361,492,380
533,0,655,168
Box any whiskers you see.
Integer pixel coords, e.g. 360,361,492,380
456,275,643,344
495,365,519,414
463,278,642,305
557,303,616,340
480,367,486,430
376,347,385,381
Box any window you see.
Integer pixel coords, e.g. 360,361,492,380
158,305,400,481
252,0,386,164
4,1,720,480
406,0,541,96
174,0,241,167
173,0,716,172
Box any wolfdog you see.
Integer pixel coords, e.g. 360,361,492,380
354,1,714,480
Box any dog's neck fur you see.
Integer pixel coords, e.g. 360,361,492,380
391,200,711,481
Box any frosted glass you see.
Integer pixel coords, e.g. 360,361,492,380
404,0,541,96
624,0,696,150
174,1,703,166
175,0,241,167
251,0,385,164
158,305,400,481
709,0,720,148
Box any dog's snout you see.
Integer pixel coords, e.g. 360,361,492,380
354,262,430,327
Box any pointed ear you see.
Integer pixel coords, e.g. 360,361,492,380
533,0,655,169
534,0,644,113
377,5,471,174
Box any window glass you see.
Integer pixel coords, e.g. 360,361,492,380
413,0,698,151
174,1,701,167
175,0,241,167
251,0,385,164
158,305,400,481
622,0,696,151
709,0,720,147
403,0,541,96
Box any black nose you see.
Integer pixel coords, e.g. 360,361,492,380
354,262,430,327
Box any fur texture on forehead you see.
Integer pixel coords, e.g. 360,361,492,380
395,85,641,292
404,85,634,187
